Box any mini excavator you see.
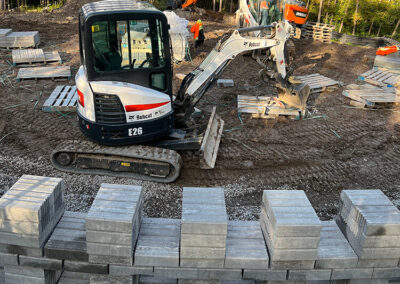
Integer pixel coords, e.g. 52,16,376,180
51,0,310,183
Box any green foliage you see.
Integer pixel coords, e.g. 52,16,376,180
308,0,400,39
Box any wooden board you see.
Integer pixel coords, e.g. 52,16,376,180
237,95,272,114
238,95,302,119
42,85,77,112
296,73,342,94
358,68,400,88
0,31,40,48
12,49,62,65
16,66,71,81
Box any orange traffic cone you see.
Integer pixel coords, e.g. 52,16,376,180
376,45,400,56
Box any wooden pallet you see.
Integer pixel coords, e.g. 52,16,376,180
16,66,71,81
12,49,62,65
301,22,333,43
358,68,400,88
342,84,400,108
237,95,302,120
42,85,77,112
295,73,342,94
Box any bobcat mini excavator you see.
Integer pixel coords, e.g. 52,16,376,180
51,0,310,183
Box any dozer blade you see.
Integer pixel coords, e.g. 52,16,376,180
199,106,224,169
276,82,310,111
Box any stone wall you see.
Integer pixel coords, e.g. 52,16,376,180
0,175,399,284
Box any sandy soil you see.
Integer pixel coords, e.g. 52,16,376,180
0,1,399,221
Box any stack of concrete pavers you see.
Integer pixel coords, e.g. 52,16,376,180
225,221,269,269
0,29,40,48
336,190,400,271
0,175,65,284
45,211,88,261
140,275,177,283
86,183,143,283
180,187,227,268
316,221,358,269
135,218,180,267
260,190,322,269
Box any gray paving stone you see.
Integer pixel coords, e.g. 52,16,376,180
64,260,108,274
90,274,135,284
347,279,389,284
316,221,358,269
89,254,133,265
242,269,287,281
261,208,321,238
262,190,312,208
19,255,62,270
180,247,226,259
140,275,177,283
154,267,242,280
86,231,132,246
221,281,255,284
86,242,132,257
4,264,61,284
331,268,373,280
180,258,225,268
181,223,228,235
178,280,219,284
0,243,43,257
357,258,399,268
341,190,392,208
270,260,316,269
109,264,154,276
287,269,332,281
58,271,90,284
372,267,400,278
0,253,18,266
181,234,226,248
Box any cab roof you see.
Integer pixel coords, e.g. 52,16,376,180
81,0,159,21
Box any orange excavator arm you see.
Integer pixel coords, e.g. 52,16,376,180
182,0,198,8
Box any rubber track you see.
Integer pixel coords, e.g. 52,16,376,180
51,140,183,183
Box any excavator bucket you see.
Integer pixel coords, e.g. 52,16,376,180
276,82,310,112
199,106,224,169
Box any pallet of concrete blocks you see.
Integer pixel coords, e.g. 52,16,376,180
180,187,227,268
335,190,400,270
0,175,65,283
0,28,40,48
260,190,322,269
85,183,143,266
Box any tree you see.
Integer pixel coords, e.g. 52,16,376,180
352,0,359,35
317,0,324,23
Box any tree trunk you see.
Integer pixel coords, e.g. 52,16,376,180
306,0,310,9
392,18,400,38
368,20,374,36
317,0,323,23
338,0,349,33
229,0,233,13
213,0,215,11
377,23,382,37
219,0,223,12
352,0,359,36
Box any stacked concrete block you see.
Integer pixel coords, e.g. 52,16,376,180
260,190,322,269
0,30,40,48
0,175,64,257
225,221,269,269
180,187,227,268
316,221,358,269
0,267,4,284
86,183,143,265
4,264,62,284
336,190,400,269
45,211,88,262
90,274,139,283
135,218,180,267
58,271,90,284
140,275,177,283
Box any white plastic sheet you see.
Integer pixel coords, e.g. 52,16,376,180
163,11,190,62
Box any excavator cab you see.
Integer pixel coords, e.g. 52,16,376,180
77,0,175,145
